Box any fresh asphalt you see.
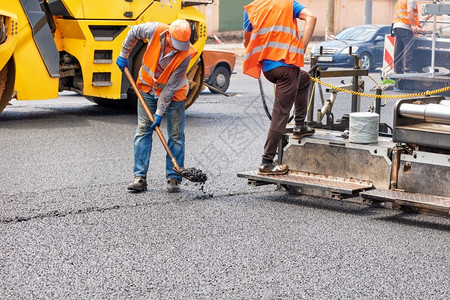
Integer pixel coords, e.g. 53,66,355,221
1,57,449,299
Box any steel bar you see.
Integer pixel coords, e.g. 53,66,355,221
391,147,401,190
399,103,450,124
431,14,437,78
317,69,368,78
375,88,381,115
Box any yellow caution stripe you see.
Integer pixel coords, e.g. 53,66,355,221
310,76,450,99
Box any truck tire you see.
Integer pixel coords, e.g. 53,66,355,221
125,46,204,110
207,66,230,93
0,59,15,115
185,58,204,109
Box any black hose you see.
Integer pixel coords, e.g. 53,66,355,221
258,76,294,122
258,76,272,121
259,62,321,122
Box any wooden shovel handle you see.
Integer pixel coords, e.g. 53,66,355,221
123,67,181,171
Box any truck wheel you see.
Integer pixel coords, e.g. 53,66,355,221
207,66,230,93
185,58,204,109
125,46,204,110
0,59,15,115
360,53,373,71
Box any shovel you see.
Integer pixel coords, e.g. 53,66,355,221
203,82,237,97
123,67,207,183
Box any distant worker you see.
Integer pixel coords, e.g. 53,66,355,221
393,0,421,74
116,20,197,193
243,0,317,175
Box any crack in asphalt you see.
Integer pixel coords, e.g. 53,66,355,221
0,190,263,224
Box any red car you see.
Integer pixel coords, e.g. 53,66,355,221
202,49,236,93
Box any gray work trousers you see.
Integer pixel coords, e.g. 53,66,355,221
393,27,415,73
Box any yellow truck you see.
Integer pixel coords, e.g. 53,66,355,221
0,0,211,115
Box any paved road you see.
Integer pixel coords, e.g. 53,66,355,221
1,60,449,299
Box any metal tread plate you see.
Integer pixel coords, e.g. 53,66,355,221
237,170,373,195
361,189,450,214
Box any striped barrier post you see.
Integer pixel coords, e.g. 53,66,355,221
382,35,395,78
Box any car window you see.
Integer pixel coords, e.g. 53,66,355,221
378,27,390,35
335,27,377,41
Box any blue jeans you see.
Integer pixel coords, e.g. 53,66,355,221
133,91,185,181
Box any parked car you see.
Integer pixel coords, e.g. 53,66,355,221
310,24,391,71
202,49,236,93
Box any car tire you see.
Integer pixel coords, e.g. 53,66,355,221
360,53,373,71
207,66,230,93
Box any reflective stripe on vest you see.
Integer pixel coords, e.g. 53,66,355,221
136,23,197,101
138,68,154,89
136,24,167,93
244,41,304,61
138,65,156,89
250,25,297,40
397,9,419,18
140,61,164,89
142,64,155,78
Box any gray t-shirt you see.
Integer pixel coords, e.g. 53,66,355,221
120,22,190,116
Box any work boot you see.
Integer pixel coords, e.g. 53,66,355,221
167,177,181,193
292,124,315,140
127,176,147,192
258,161,289,175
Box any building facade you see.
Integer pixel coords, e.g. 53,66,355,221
198,0,441,37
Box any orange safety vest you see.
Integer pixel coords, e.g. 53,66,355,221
137,24,197,101
394,0,420,27
243,0,304,79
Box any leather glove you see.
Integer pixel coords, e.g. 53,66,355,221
116,56,128,71
150,114,162,130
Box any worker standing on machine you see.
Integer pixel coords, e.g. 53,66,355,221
116,20,197,193
392,0,421,74
243,0,317,175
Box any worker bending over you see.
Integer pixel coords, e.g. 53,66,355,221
243,0,317,175
116,20,197,193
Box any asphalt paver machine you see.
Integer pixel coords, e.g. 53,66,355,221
239,54,450,217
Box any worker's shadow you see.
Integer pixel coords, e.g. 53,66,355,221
0,101,136,129
375,212,450,231
263,193,450,232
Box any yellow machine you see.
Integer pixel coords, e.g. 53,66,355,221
0,0,211,115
